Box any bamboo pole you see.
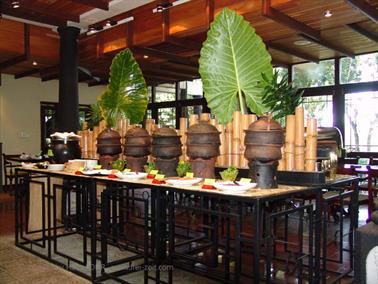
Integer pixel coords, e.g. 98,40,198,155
179,117,188,161
226,122,233,166
241,114,249,168
294,107,305,171
232,111,241,167
285,115,295,171
305,118,318,171
217,124,226,166
200,113,211,122
87,130,93,159
189,114,199,126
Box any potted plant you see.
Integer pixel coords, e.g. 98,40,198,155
96,48,148,168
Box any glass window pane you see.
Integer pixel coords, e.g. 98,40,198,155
301,95,333,127
273,67,288,82
178,79,203,100
340,52,378,84
182,105,203,118
155,83,176,102
148,86,152,103
345,91,378,152
293,60,335,88
158,107,176,128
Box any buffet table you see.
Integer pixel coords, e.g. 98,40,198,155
15,168,359,283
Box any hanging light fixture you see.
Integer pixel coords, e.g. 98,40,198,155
324,10,333,18
11,1,20,9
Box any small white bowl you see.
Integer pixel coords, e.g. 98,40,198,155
47,164,65,171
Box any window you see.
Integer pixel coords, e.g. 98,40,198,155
301,95,333,127
293,60,334,88
158,107,176,128
345,91,378,152
340,52,378,84
182,105,203,119
155,83,176,102
273,67,288,82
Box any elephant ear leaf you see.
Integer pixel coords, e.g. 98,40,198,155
199,8,273,124
100,49,148,127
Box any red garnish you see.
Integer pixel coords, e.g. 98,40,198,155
75,171,83,175
152,179,165,184
108,174,117,179
202,184,215,190
147,174,156,179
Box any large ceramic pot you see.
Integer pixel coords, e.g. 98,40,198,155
186,121,220,178
51,136,81,164
151,127,181,176
244,116,284,189
97,128,122,169
124,127,151,157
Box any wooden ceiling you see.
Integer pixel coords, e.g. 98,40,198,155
0,0,377,86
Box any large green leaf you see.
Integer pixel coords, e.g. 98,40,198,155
100,49,148,127
199,8,272,124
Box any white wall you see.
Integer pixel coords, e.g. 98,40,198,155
0,74,105,154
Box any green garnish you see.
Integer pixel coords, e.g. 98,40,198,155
220,166,239,181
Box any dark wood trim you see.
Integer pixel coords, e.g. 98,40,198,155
267,42,319,63
333,58,345,140
162,7,169,42
14,68,39,79
87,78,108,86
206,0,214,28
20,4,79,22
41,73,59,82
345,0,378,24
347,23,378,44
288,64,293,83
71,0,109,10
166,36,202,51
272,59,290,68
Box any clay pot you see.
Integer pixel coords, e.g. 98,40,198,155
186,144,219,159
97,128,122,156
156,157,179,177
124,127,151,157
186,122,220,145
244,116,284,162
151,127,182,159
51,137,81,164
125,156,148,172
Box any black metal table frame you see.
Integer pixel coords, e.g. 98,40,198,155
15,168,359,284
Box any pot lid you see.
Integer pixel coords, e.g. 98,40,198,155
187,121,220,134
247,116,282,132
152,127,178,137
97,128,121,139
126,127,150,138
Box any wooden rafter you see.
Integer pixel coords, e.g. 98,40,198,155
41,73,59,81
14,68,39,79
0,24,29,70
88,78,108,86
347,23,378,43
131,46,198,67
262,0,355,58
267,42,319,63
139,63,198,78
271,59,289,68
166,36,202,51
345,0,378,24
71,0,109,11
18,4,79,22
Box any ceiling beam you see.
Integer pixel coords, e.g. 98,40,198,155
88,78,108,87
271,59,290,68
0,24,30,70
14,68,39,79
165,36,202,51
262,0,320,41
131,46,198,67
143,69,195,81
41,73,59,82
71,0,109,11
345,0,378,24
0,4,67,26
18,4,79,22
139,63,198,78
347,23,378,43
262,0,355,58
300,34,355,58
267,42,319,63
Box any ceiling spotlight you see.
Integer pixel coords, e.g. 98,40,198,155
32,61,38,66
87,27,96,35
104,20,117,28
156,2,172,13
11,1,20,8
143,55,149,59
324,10,333,18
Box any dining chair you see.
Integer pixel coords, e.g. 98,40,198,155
2,154,26,194
367,166,378,221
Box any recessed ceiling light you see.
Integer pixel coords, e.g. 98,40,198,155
294,40,311,46
324,10,333,18
32,61,38,66
143,55,149,59
11,1,20,8
156,2,172,13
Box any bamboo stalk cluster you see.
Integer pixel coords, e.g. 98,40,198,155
278,106,318,172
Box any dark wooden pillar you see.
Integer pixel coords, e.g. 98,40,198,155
333,58,345,142
57,26,80,132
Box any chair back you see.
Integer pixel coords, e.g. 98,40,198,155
2,154,22,190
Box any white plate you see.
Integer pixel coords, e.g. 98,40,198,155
214,182,257,194
166,178,202,186
21,162,35,169
81,169,114,176
115,172,148,180
47,164,65,171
